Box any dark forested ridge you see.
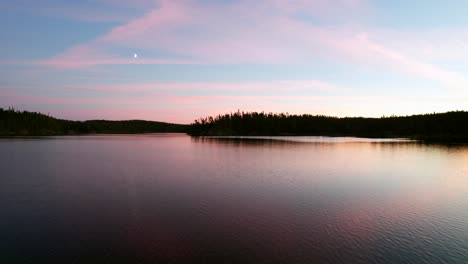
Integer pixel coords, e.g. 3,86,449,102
3,108,468,141
188,110,468,141
0,108,188,136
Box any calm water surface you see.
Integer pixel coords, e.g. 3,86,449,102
1,134,468,263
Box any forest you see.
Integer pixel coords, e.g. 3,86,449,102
188,110,468,141
3,108,468,141
0,108,188,136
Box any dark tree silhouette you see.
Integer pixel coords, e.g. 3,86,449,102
188,110,468,141
0,108,188,136
3,107,468,141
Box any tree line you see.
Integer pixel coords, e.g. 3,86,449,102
188,110,468,141
0,108,188,136
3,108,468,141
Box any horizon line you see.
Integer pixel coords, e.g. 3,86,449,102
2,106,467,125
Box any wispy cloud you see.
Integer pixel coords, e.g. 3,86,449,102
5,0,462,92
58,80,337,95
3,0,468,121
332,33,468,90
3,88,467,123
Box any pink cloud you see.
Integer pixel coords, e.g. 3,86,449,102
3,89,467,123
30,0,367,68
30,43,197,69
5,0,468,122
57,80,336,95
103,0,192,42
35,57,196,69
270,0,369,18
6,0,468,93
327,33,468,89
368,28,468,61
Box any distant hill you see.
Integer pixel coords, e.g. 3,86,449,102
0,108,188,136
188,110,468,142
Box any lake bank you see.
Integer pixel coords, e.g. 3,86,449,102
3,108,468,142
188,111,468,142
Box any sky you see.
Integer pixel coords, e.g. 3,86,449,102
1,0,468,123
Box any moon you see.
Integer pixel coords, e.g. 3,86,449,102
134,53,138,59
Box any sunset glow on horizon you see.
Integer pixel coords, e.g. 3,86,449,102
1,0,468,123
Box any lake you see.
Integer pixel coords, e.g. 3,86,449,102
1,134,468,263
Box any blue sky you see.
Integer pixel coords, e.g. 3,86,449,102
1,0,467,123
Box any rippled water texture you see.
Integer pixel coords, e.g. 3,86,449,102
1,134,468,263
